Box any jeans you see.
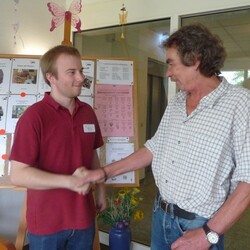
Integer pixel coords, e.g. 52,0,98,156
27,225,95,250
151,196,224,250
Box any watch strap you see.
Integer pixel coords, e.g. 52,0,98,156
203,223,211,234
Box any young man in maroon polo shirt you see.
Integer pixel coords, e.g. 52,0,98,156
10,45,106,250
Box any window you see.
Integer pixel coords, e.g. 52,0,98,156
182,8,250,89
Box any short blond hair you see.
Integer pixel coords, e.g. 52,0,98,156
40,45,81,86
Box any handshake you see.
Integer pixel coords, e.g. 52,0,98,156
70,167,107,195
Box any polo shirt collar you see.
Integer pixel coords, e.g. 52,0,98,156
43,92,84,111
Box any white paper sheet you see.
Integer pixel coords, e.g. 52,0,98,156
10,58,40,94
96,60,133,85
0,134,7,176
105,142,135,184
5,94,37,133
81,60,95,96
0,58,12,94
0,95,8,132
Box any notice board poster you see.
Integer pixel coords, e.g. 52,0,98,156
94,84,134,137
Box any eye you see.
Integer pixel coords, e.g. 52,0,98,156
80,70,85,76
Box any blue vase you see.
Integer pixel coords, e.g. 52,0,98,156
109,226,131,250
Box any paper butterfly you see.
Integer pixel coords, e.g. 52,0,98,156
47,0,82,32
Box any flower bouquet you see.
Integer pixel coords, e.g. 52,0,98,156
98,187,144,228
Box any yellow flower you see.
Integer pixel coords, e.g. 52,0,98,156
118,190,126,197
123,188,132,194
132,187,140,195
133,210,144,221
130,196,139,206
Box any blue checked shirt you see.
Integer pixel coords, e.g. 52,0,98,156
145,77,250,218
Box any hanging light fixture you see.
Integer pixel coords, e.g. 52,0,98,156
119,2,128,39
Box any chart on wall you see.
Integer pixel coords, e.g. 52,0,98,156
94,84,134,137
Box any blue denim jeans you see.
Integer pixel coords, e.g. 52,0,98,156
151,196,224,250
27,225,95,250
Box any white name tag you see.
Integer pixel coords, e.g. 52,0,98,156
83,124,95,133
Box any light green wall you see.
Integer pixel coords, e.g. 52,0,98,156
81,0,250,30
0,0,249,54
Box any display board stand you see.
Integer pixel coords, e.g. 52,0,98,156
0,54,139,248
14,191,26,250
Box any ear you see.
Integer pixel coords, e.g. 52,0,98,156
194,58,201,71
46,72,55,86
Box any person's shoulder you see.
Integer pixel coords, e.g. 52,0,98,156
82,101,93,109
24,99,45,113
19,100,46,122
227,84,250,99
77,98,94,111
170,90,186,104
225,85,250,113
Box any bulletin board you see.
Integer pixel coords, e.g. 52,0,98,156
0,54,139,188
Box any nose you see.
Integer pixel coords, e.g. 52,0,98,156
77,71,85,82
81,73,86,81
166,68,172,78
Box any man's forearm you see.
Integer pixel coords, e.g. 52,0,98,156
84,147,153,184
104,147,153,179
10,160,90,193
207,182,250,235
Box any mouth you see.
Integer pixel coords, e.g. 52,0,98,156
73,84,83,88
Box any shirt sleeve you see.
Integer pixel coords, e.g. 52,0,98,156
231,94,250,187
9,107,40,166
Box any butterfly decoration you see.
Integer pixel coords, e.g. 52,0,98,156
47,0,82,32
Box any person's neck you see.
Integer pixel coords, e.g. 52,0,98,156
186,75,220,115
50,92,76,114
187,75,220,101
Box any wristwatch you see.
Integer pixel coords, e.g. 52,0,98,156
202,223,219,244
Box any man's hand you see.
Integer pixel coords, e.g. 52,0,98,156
95,181,107,213
69,167,91,195
171,228,211,250
82,168,107,184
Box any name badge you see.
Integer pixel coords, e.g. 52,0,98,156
83,124,95,133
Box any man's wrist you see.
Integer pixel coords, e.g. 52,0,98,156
202,223,219,245
100,167,108,181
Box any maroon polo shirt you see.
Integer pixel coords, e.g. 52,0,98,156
10,93,103,234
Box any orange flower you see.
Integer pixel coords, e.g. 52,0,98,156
114,198,121,205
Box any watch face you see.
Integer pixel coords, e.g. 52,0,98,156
207,232,219,244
